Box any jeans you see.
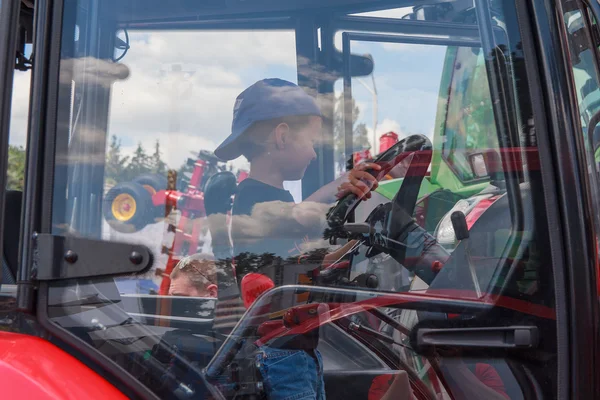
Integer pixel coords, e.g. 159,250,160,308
255,346,326,400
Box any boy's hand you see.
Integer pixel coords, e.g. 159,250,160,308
336,162,382,200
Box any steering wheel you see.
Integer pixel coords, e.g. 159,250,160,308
317,135,433,289
326,134,433,238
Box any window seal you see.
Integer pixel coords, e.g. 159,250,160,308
0,0,22,287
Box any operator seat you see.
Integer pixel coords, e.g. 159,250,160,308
2,190,22,284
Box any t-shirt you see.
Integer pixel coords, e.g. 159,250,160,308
232,178,295,216
214,179,307,333
232,179,306,278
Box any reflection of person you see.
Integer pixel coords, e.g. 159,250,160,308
214,78,381,400
168,253,218,298
215,78,380,262
436,357,510,400
368,359,509,400
371,372,414,400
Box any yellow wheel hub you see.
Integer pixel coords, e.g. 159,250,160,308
111,193,137,222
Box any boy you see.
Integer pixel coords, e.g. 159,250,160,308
214,78,380,400
216,78,379,262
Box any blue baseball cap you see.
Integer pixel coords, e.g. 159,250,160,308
214,78,322,161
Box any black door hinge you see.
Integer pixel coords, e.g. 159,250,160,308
32,233,153,281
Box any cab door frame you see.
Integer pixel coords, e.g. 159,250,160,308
527,0,600,397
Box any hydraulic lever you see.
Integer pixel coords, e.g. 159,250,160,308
451,211,482,297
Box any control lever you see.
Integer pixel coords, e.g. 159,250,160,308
343,222,375,235
450,211,469,240
343,222,375,246
353,273,379,289
451,211,481,297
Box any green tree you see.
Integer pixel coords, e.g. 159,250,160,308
150,140,167,175
353,122,370,150
7,145,26,191
333,93,371,172
105,135,129,184
124,142,151,181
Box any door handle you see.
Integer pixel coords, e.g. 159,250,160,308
417,325,539,349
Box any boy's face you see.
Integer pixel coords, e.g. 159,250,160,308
277,116,321,181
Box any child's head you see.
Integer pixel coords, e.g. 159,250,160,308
215,79,322,181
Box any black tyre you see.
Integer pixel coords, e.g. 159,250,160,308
133,173,168,194
103,182,154,233
133,173,168,220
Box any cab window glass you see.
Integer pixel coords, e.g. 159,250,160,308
331,39,447,177
8,63,29,192
442,46,499,182
564,9,600,136
46,1,557,399
3,43,31,286
560,4,600,286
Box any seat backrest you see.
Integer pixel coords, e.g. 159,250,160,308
2,190,22,283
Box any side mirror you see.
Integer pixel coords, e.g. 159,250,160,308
470,149,508,188
328,51,374,78
468,152,488,178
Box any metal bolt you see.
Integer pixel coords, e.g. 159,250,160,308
64,250,78,264
129,251,143,265
91,318,106,331
178,383,194,396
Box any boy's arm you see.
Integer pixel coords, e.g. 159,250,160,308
321,240,358,266
232,162,383,252
304,162,382,204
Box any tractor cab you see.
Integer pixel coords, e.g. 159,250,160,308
1,0,600,399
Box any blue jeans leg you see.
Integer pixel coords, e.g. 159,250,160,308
256,347,326,400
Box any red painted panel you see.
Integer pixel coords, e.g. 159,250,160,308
0,331,128,399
